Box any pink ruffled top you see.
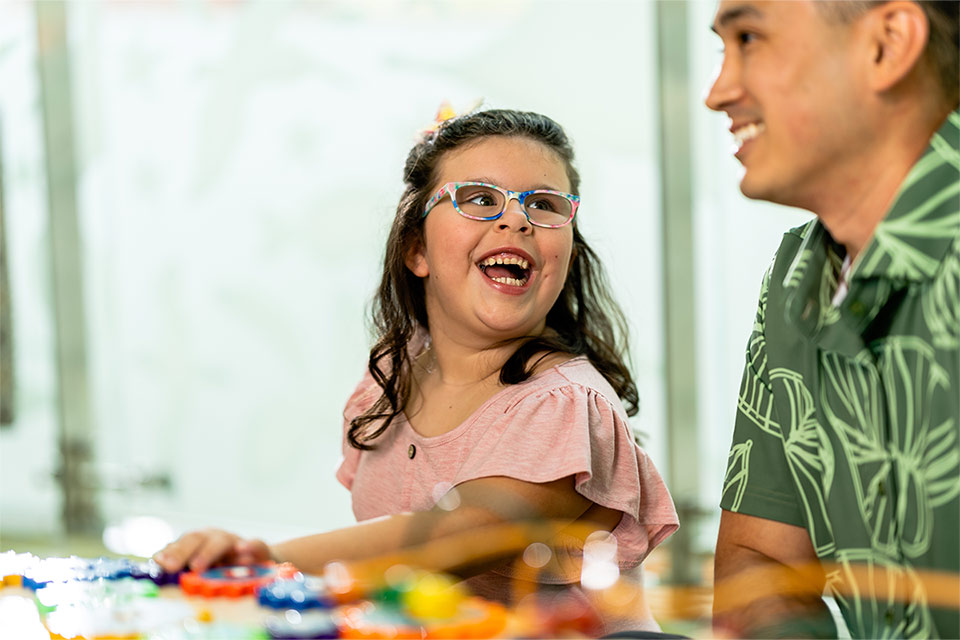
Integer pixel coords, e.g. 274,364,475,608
336,356,679,633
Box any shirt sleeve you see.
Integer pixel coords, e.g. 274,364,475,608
455,380,679,569
335,367,380,491
719,265,806,527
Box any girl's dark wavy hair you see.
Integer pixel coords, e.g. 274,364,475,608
348,108,638,449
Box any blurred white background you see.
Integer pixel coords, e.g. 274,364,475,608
0,0,809,561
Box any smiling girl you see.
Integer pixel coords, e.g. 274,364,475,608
156,108,678,634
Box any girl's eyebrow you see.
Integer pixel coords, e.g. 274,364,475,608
467,177,561,191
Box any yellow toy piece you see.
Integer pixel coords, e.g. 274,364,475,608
401,570,466,620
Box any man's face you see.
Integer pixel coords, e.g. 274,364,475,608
705,1,870,211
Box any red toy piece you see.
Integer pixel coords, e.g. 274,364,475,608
179,563,297,597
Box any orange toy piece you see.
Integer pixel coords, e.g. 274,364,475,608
179,563,297,598
338,597,507,639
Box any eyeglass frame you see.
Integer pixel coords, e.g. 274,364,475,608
421,181,580,229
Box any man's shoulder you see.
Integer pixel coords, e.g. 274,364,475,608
781,218,819,248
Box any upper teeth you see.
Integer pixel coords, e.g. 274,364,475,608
733,122,765,147
479,255,530,270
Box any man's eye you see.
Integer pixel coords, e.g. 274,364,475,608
737,31,756,46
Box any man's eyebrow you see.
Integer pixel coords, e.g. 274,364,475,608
710,4,764,33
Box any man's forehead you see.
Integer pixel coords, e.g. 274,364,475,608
712,0,767,31
712,0,818,32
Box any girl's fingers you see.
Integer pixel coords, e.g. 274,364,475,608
233,538,271,565
188,530,238,572
154,530,208,572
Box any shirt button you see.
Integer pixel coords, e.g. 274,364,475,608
408,444,416,459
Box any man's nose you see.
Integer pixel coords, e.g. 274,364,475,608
704,55,742,112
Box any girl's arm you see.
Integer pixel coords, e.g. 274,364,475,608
155,474,621,575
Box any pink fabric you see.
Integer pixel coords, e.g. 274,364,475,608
336,355,678,559
335,356,679,633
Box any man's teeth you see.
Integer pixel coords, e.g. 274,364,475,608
733,122,765,147
490,276,527,286
479,255,530,270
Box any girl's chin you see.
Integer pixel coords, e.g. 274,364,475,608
477,317,547,340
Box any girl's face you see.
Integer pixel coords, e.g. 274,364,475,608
406,135,575,347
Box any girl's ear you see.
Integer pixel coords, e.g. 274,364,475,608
405,241,429,278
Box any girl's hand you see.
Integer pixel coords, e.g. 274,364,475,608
153,528,272,573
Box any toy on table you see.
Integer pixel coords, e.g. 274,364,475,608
0,550,39,587
511,589,604,638
337,567,507,639
6,553,181,591
33,577,194,640
257,572,336,610
262,609,340,639
145,622,270,640
256,572,340,639
179,563,298,598
2,551,522,639
43,596,196,640
34,576,159,614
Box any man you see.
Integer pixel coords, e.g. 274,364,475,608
707,1,959,637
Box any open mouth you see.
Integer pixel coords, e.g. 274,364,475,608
477,254,532,287
733,122,765,149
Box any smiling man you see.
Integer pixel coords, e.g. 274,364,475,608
706,1,958,638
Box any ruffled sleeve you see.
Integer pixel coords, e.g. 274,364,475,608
335,367,381,491
455,381,679,569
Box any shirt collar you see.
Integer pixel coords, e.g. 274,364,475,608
780,110,959,350
852,110,960,283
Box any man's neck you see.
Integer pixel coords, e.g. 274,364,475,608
814,159,910,261
813,110,943,261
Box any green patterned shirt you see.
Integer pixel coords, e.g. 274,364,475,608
720,111,960,638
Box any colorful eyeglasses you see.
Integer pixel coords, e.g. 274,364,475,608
422,182,579,228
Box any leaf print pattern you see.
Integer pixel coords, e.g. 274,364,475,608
922,235,959,349
878,337,959,558
770,368,836,555
721,110,959,638
722,440,753,512
827,549,933,640
821,351,899,557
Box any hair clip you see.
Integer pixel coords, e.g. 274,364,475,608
417,99,483,140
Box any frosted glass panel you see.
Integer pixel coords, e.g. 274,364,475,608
43,0,667,543
0,2,62,536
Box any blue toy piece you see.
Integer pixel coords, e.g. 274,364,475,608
21,556,93,591
128,558,182,586
263,609,339,639
17,555,181,590
257,574,335,611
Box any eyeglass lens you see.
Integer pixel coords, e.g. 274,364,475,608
454,184,572,226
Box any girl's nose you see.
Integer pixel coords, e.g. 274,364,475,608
704,55,742,112
497,199,532,234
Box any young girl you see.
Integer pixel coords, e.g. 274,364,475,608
155,108,678,634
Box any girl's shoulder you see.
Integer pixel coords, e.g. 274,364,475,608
507,355,624,415
342,365,381,421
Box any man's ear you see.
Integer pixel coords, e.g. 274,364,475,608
863,1,929,93
405,241,429,278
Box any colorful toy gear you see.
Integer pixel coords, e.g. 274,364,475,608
257,574,335,611
179,563,297,598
